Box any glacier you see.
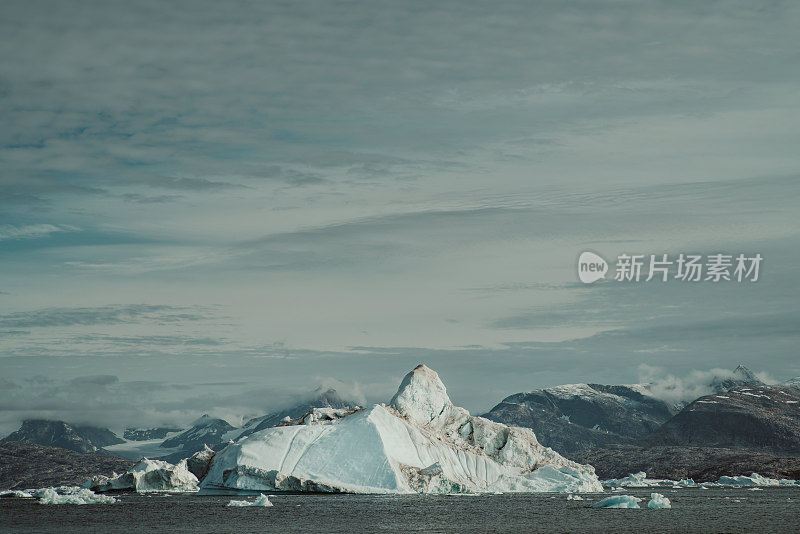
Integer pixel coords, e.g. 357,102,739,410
201,365,603,494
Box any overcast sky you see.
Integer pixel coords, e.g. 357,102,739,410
1,0,798,434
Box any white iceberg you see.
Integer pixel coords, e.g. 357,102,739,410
32,486,116,505
227,494,274,507
592,495,641,509
201,365,603,494
86,458,199,493
647,493,671,509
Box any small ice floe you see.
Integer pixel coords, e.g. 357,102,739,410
227,494,273,507
566,494,583,500
749,487,763,491
592,495,641,509
647,493,671,509
33,487,116,505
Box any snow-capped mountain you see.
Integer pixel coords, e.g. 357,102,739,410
482,383,676,454
2,420,124,454
158,415,234,460
123,427,183,441
235,387,356,440
644,385,800,453
709,365,764,393
200,365,602,494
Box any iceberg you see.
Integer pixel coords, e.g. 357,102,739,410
647,493,671,509
32,486,116,505
86,458,199,493
186,444,216,480
201,365,603,494
227,494,274,507
592,495,641,509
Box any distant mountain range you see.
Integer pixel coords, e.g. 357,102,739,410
482,365,771,455
2,420,124,454
482,383,675,453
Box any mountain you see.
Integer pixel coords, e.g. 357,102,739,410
123,427,183,441
201,365,603,494
785,376,800,389
158,415,235,461
2,420,123,454
569,445,800,482
482,383,676,454
644,385,800,453
236,387,356,440
0,441,133,490
709,365,764,393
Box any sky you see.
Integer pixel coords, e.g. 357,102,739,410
1,0,799,434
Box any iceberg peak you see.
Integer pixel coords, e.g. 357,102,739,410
389,364,454,425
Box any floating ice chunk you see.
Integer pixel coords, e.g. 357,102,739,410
592,495,641,509
33,487,116,505
674,478,697,487
647,493,671,509
86,458,198,493
227,493,273,507
566,493,583,500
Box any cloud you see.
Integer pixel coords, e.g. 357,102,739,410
0,224,77,241
0,304,208,328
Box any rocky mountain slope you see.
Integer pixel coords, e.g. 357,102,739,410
158,415,234,462
483,383,675,454
569,445,800,482
235,387,355,440
0,441,133,489
644,385,800,453
3,420,124,453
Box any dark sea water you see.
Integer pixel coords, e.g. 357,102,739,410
2,488,799,533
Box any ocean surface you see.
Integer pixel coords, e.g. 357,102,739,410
2,488,799,533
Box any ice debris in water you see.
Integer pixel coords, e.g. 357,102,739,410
0,490,34,498
647,493,671,509
566,494,583,500
227,494,273,507
33,486,116,505
592,495,641,509
201,365,602,494
713,473,798,487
